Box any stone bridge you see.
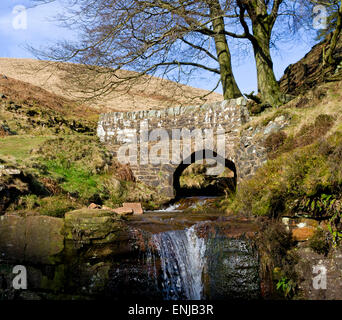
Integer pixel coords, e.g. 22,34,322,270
97,98,267,199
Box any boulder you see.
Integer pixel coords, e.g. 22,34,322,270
64,209,126,243
0,214,64,264
264,121,281,135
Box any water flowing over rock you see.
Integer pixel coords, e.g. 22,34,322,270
152,225,206,300
0,202,264,300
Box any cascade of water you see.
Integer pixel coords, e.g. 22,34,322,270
152,225,206,300
154,202,182,212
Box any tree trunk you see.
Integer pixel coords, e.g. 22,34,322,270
252,24,283,106
209,1,242,99
324,1,342,66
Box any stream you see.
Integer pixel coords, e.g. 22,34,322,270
110,197,262,300
0,197,264,300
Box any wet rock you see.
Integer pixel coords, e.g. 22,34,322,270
295,247,342,299
204,236,260,300
18,291,41,300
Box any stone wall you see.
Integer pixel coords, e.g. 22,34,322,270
97,98,267,199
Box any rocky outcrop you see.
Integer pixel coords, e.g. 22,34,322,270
64,209,127,244
279,37,342,95
0,214,64,264
0,207,131,300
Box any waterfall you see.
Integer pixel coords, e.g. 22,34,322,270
152,225,206,300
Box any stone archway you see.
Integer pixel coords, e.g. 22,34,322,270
172,149,237,198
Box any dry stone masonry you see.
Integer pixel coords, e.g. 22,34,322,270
97,99,267,198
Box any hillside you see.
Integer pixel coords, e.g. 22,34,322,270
0,58,223,112
1,38,342,217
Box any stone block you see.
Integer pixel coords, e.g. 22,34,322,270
123,202,144,215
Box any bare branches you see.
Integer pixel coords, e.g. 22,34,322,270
28,0,327,107
29,0,242,102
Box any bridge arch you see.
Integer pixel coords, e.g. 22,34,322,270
172,149,237,198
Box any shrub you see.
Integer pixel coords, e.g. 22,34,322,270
295,97,310,109
264,131,287,159
295,114,334,148
263,114,335,161
308,228,330,256
256,221,298,299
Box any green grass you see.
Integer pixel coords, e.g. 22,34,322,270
13,194,79,218
0,135,51,162
43,159,103,200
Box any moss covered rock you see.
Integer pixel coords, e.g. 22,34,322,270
64,209,127,244
0,214,64,264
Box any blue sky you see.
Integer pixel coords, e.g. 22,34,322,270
0,1,318,95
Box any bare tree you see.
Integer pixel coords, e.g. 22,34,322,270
217,0,314,106
30,0,244,102
319,0,342,66
31,0,319,107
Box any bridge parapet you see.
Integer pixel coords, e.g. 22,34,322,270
98,98,249,144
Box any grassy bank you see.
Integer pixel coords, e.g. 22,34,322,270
225,81,342,220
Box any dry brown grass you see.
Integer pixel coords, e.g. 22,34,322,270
0,58,223,112
0,76,98,121
243,80,342,138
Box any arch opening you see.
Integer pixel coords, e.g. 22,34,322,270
173,149,237,199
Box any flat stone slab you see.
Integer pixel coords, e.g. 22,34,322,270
123,202,143,215
113,207,133,215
